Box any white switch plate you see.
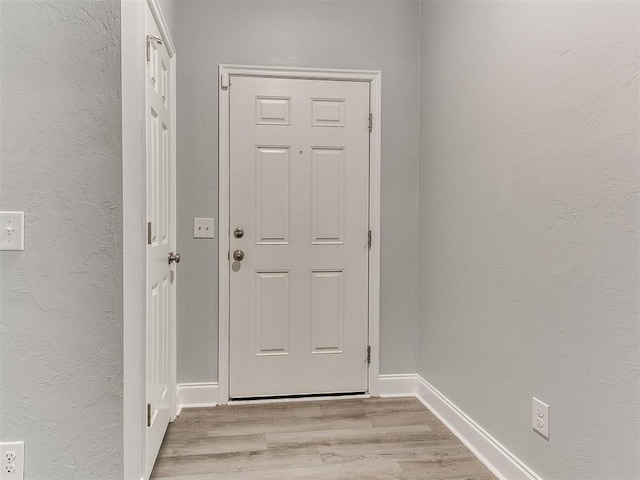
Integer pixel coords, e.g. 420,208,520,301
1,441,24,480
193,218,214,239
532,397,550,439
0,212,24,251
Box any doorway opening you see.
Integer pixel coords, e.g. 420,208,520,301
218,65,382,404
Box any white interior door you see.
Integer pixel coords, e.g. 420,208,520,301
229,76,370,398
145,5,175,475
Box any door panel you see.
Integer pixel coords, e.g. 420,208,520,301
229,76,370,398
255,271,291,356
145,5,173,476
312,147,345,244
256,147,290,244
311,270,345,354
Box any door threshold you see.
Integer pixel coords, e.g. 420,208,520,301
229,391,368,405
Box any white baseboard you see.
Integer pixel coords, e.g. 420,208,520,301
378,373,418,397
176,382,219,411
379,374,541,480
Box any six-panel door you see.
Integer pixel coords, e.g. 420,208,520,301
145,5,174,475
229,76,370,398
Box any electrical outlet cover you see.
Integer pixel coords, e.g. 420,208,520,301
532,397,550,440
193,217,215,239
0,441,24,480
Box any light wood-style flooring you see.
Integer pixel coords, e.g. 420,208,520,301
151,397,497,480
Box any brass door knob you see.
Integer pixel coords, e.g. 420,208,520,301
168,252,181,265
233,249,244,261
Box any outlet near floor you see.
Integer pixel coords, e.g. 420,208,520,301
532,397,550,440
0,442,24,480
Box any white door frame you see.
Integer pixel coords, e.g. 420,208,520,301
218,65,381,404
122,1,177,478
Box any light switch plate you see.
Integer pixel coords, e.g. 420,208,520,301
0,212,24,251
193,218,215,239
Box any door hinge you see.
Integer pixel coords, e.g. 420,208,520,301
147,403,152,427
367,345,371,364
147,222,152,245
368,113,373,133
146,34,163,62
368,230,372,250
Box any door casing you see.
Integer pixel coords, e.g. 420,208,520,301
218,65,382,404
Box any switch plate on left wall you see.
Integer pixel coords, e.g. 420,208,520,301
0,212,24,251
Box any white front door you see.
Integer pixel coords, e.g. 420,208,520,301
145,5,175,476
229,76,370,398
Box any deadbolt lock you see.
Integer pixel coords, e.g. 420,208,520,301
233,227,244,239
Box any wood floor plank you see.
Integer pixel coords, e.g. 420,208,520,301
367,408,440,427
166,415,375,439
151,397,498,480
399,457,497,480
153,458,409,480
266,423,432,449
319,397,425,417
173,404,325,426
158,433,267,457
318,439,473,463
152,445,323,478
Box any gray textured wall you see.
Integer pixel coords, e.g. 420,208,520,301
175,0,420,383
417,1,639,479
158,0,176,35
0,1,123,479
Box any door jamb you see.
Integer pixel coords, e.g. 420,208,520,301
122,1,176,478
218,65,382,404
